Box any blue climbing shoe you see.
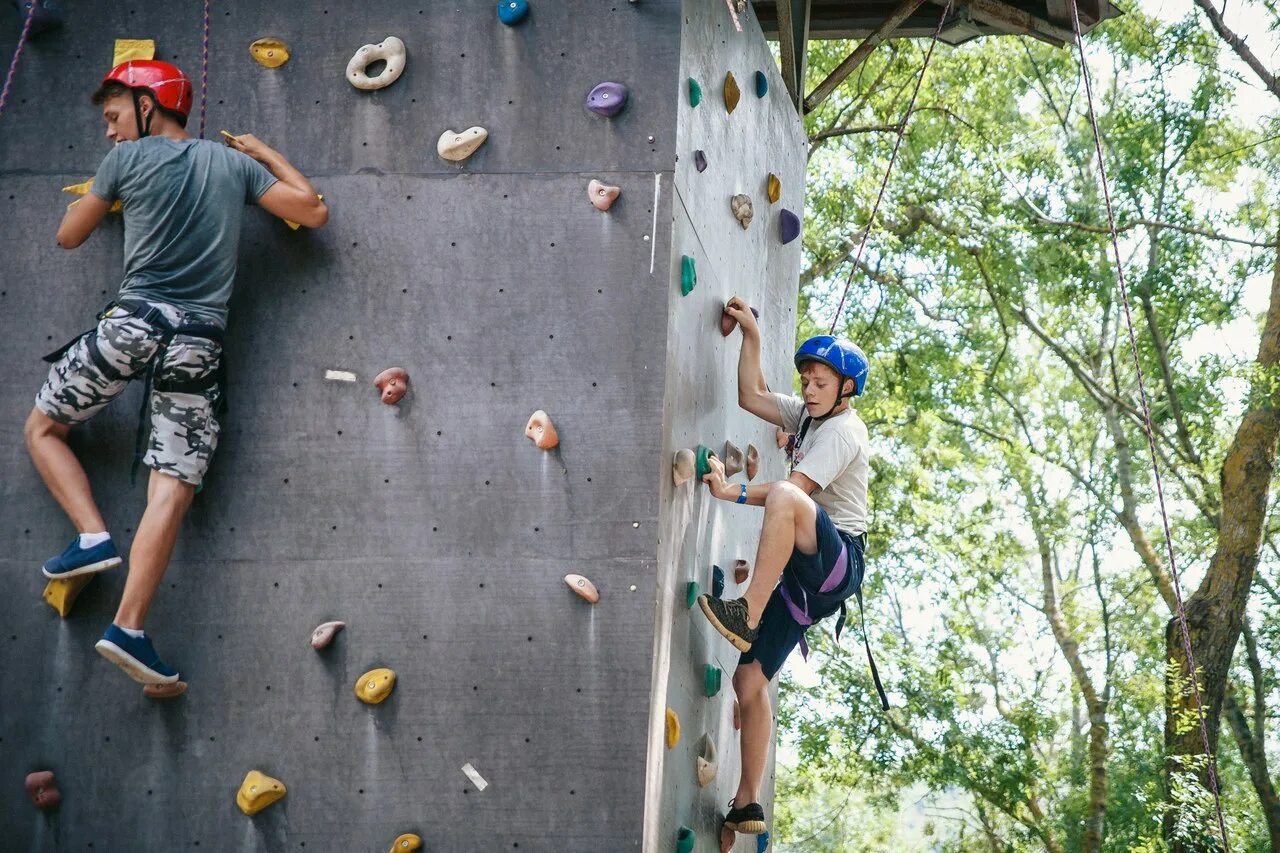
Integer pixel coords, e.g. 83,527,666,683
41,537,122,579
94,625,180,685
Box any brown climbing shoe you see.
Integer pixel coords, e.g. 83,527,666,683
724,800,767,834
697,595,757,653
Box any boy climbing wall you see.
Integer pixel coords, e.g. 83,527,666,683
696,296,881,842
24,59,328,686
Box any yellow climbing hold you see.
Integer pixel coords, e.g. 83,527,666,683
767,173,781,204
42,575,94,618
389,833,422,852
62,179,121,213
236,770,286,815
356,667,397,704
665,707,681,749
113,39,155,66
249,38,290,68
723,71,740,114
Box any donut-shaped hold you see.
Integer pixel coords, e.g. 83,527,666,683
347,36,407,91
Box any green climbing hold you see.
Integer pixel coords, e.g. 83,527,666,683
676,826,696,853
695,445,716,478
688,77,702,107
686,581,700,609
681,255,696,296
704,664,722,697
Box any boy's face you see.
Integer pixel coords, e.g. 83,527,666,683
101,92,146,142
799,362,849,415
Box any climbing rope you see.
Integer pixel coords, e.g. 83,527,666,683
1067,0,1231,847
0,0,37,121
198,0,210,138
827,0,955,335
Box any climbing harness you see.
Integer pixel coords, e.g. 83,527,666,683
788,415,889,710
42,300,227,484
1067,0,1230,846
0,0,37,121
198,0,209,138
827,0,955,335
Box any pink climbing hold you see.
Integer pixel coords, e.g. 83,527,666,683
311,620,346,650
588,179,621,211
564,573,600,603
374,368,409,405
25,771,60,809
525,410,559,449
719,303,759,336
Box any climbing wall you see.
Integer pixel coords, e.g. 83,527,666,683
0,2,804,851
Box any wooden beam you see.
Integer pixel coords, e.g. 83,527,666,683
802,0,925,114
927,0,1074,45
775,0,811,114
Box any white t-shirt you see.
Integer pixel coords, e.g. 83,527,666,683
774,393,870,535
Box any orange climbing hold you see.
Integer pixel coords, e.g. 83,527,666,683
734,559,750,584
723,71,740,113
766,173,781,204
236,770,286,815
355,668,397,704
775,427,789,449
564,573,600,603
389,833,423,852
525,410,559,449
374,368,409,405
144,681,188,700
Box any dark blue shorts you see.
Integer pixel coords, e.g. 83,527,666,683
739,507,865,680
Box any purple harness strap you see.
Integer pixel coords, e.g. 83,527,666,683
778,543,849,660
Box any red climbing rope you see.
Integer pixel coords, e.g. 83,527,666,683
0,0,37,121
1067,0,1231,848
827,0,955,335
198,0,210,138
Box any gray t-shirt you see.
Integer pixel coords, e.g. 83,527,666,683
774,393,870,535
90,137,278,325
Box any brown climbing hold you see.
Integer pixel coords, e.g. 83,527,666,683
143,681,188,700
525,410,559,449
374,368,409,405
42,575,94,618
734,559,750,584
733,699,741,731
775,427,789,449
249,38,290,68
437,126,488,162
745,444,759,480
236,770,286,815
723,442,744,478
588,179,621,211
390,833,423,852
767,173,781,204
730,194,753,230
719,303,759,337
723,71,740,114
355,668,397,704
310,621,346,650
564,573,600,604
25,771,60,809
665,707,681,749
673,449,696,485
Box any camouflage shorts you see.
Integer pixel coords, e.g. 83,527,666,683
35,301,223,485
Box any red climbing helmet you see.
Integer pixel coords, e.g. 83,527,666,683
99,60,193,119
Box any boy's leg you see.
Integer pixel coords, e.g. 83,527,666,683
24,407,108,534
113,469,195,629
742,481,819,625
732,660,772,807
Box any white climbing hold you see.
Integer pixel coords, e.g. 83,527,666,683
437,126,489,162
461,762,488,791
325,370,357,383
346,36,407,91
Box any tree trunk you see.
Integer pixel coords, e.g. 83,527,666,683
1223,687,1280,850
1165,225,1280,851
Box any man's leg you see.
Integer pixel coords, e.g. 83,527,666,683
732,660,773,807
742,482,818,626
24,407,108,534
113,469,195,629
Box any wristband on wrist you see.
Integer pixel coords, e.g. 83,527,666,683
736,484,748,504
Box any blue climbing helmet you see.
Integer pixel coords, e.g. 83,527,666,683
794,335,869,399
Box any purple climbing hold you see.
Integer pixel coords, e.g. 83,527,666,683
12,0,63,36
586,81,629,118
694,150,707,173
779,208,801,245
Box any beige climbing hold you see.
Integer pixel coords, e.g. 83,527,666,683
564,573,600,603
390,834,423,852
310,620,345,650
745,443,759,480
665,707,681,749
723,441,744,478
437,126,488,162
347,36,406,91
355,668,397,704
730,194,753,230
143,681,188,700
113,39,155,66
733,559,750,585
696,735,718,787
249,38,290,68
525,410,559,450
62,179,122,213
236,770,286,815
767,173,781,204
775,427,789,449
723,72,740,114
588,179,621,211
672,449,696,485
42,575,94,618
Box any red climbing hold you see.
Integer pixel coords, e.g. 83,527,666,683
25,771,60,809
720,303,759,336
374,368,409,405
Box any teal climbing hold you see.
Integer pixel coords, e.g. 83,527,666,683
676,826,695,853
497,0,530,24
712,565,724,598
754,70,767,97
695,445,716,479
688,77,702,107
704,664,722,697
686,581,700,609
680,255,696,296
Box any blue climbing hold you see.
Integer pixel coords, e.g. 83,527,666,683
497,0,530,25
754,70,768,97
712,565,725,598
586,81,629,117
779,208,801,245
758,830,771,852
